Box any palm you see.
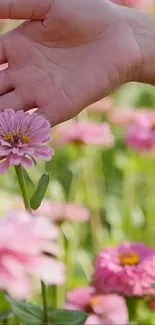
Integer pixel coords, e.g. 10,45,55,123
0,0,150,124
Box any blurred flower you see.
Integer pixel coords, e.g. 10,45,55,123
93,243,155,297
126,113,155,151
134,109,155,122
0,211,65,299
11,199,90,224
111,0,152,9
36,201,90,224
86,97,114,116
65,287,129,324
0,109,54,173
56,121,114,147
108,108,135,126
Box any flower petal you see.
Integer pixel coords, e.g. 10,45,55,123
0,158,10,174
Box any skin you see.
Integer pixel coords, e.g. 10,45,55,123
0,0,154,125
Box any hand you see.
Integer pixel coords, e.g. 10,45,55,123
0,0,154,125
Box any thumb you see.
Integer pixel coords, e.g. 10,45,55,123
0,0,52,20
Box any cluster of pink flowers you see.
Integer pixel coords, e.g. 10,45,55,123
56,121,115,148
93,243,155,297
126,112,155,151
110,0,152,9
65,287,128,324
0,109,54,173
0,211,65,299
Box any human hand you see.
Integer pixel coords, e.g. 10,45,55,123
0,0,154,125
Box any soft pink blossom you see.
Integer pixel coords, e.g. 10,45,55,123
111,0,152,9
93,243,155,297
36,201,90,223
108,108,135,126
56,121,114,147
11,199,90,224
126,112,155,151
0,109,54,173
0,211,65,299
65,287,129,324
86,98,114,116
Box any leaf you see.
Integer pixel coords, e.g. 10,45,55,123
48,309,88,325
151,283,155,288
23,168,35,188
0,311,12,321
6,296,43,325
30,173,50,210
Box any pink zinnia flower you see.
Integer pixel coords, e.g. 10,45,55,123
0,211,65,299
93,243,155,297
108,108,135,126
36,201,90,224
56,121,114,147
111,0,152,9
126,113,155,151
0,109,54,173
86,98,114,116
65,287,129,324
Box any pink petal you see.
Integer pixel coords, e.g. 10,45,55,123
100,295,129,325
0,260,32,300
21,156,33,168
25,256,65,285
86,315,102,325
10,154,22,166
0,158,10,174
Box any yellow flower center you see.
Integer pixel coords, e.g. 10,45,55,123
23,136,31,143
89,296,103,308
4,133,13,143
119,252,140,266
4,133,31,145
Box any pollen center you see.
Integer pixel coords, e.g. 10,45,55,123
89,296,103,308
4,133,31,145
119,252,140,266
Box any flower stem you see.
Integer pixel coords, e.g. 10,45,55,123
41,281,48,324
14,165,31,212
14,165,48,324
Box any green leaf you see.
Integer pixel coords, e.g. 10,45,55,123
30,173,50,210
23,168,35,188
0,311,12,321
48,309,88,325
6,296,43,325
151,283,155,288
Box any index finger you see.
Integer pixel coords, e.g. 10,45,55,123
0,0,52,20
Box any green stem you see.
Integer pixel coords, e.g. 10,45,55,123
14,165,48,324
82,150,103,256
41,281,48,324
144,158,155,246
126,297,139,323
14,166,31,212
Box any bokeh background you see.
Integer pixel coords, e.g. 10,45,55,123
1,1,155,324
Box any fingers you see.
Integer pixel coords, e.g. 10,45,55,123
0,69,13,96
0,90,32,112
0,36,7,65
0,0,52,20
